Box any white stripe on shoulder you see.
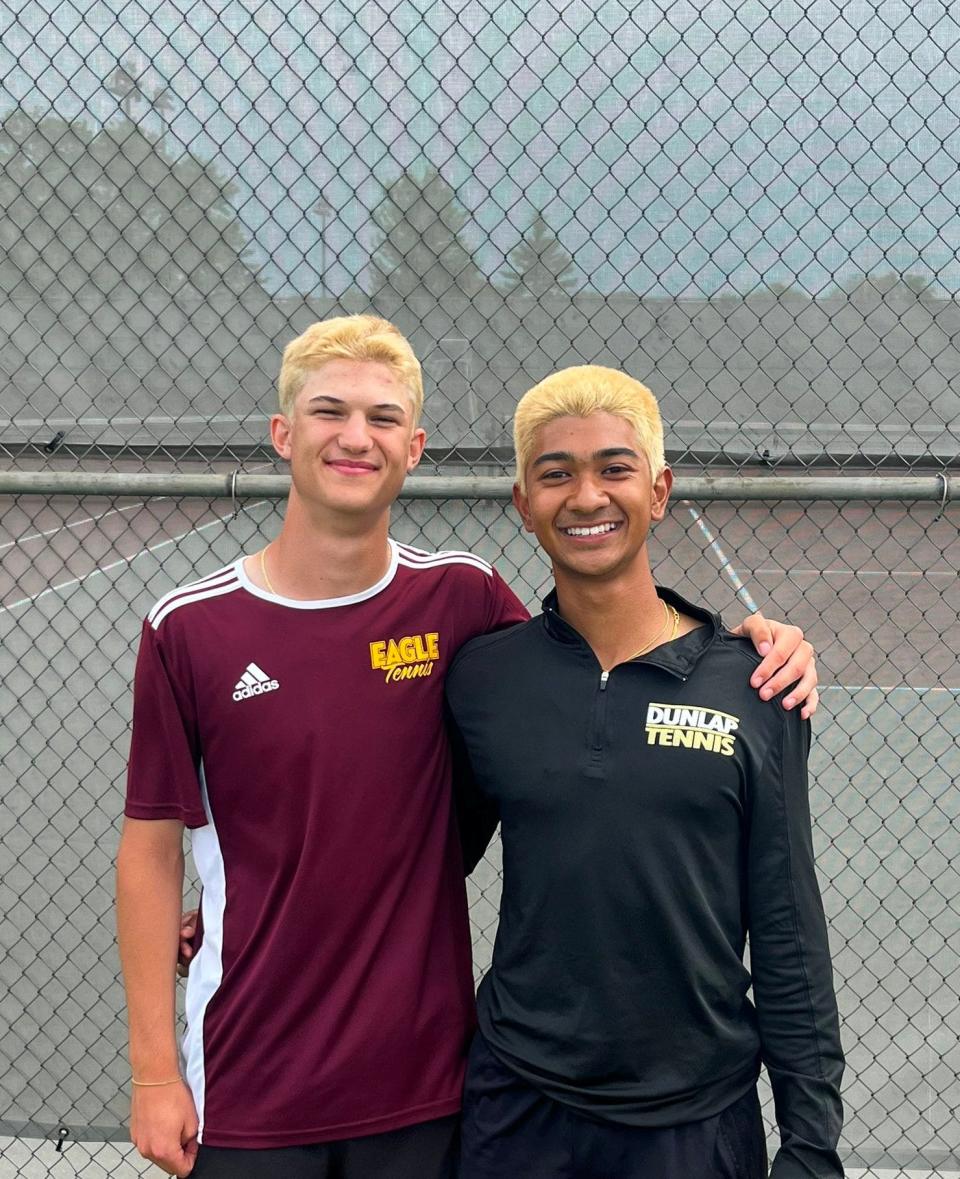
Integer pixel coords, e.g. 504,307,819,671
150,573,242,631
395,542,494,574
395,542,434,558
397,552,494,577
147,564,237,626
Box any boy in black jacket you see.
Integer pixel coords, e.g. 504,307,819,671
446,366,844,1179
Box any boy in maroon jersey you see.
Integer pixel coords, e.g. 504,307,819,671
117,316,819,1179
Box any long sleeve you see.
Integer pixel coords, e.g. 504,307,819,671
446,704,500,876
747,714,845,1178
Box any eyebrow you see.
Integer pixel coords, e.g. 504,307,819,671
532,447,640,466
307,395,408,414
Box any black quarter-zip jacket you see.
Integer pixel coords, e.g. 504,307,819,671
446,588,844,1179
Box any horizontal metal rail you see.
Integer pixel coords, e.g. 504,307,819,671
0,470,952,502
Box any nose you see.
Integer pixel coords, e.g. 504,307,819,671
565,473,610,513
338,411,373,452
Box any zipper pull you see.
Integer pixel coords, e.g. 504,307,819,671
600,670,609,691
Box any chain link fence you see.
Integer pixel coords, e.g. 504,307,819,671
2,0,959,1175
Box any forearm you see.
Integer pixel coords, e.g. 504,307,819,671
116,820,185,1080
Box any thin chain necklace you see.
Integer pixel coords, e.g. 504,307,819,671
628,599,680,661
260,545,277,595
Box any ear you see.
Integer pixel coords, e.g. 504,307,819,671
650,466,672,522
270,413,292,461
407,426,427,472
512,482,535,533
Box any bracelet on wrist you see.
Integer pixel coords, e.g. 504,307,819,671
131,1077,182,1087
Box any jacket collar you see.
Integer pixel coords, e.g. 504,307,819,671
540,586,722,680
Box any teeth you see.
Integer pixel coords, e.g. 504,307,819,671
563,523,619,537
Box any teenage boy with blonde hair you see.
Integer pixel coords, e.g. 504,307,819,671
118,320,820,1179
447,366,844,1179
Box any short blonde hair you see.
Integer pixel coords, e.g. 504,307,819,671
513,365,665,491
278,315,424,422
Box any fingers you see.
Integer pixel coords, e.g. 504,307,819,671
131,1083,199,1177
732,612,773,657
174,1109,200,1177
738,616,820,715
176,938,193,979
175,1142,198,1177
747,621,803,690
755,642,817,707
134,1140,193,1177
799,684,819,721
783,656,819,717
178,908,198,978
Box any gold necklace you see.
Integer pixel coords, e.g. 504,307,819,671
632,603,684,660
627,598,674,664
259,545,277,595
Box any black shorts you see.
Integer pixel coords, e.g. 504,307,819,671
460,1032,767,1179
189,1113,459,1179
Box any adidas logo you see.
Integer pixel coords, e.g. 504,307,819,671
232,662,280,702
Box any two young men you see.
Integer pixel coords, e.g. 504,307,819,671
446,367,844,1178
117,315,821,1178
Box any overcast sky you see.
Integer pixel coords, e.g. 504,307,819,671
4,0,960,296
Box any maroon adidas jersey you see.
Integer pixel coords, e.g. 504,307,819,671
125,540,527,1147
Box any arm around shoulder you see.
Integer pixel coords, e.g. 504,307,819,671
734,613,819,719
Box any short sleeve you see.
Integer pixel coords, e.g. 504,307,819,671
124,619,208,828
485,567,528,632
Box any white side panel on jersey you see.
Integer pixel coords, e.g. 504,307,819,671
182,762,226,1144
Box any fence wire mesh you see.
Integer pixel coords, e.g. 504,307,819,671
3,0,960,471
2,0,960,1175
2,493,958,1177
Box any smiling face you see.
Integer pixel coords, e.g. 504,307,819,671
271,358,426,524
513,412,672,586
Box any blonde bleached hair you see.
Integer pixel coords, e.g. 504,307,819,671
278,315,424,422
513,365,666,491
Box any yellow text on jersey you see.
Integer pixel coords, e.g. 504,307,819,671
369,632,441,684
644,702,740,757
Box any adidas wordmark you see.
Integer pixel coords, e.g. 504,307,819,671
233,662,280,702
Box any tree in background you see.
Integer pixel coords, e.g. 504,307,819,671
367,162,486,311
106,58,143,120
0,109,257,310
106,55,176,127
496,214,579,299
0,108,270,444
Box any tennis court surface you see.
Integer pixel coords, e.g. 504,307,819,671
2,489,958,1176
